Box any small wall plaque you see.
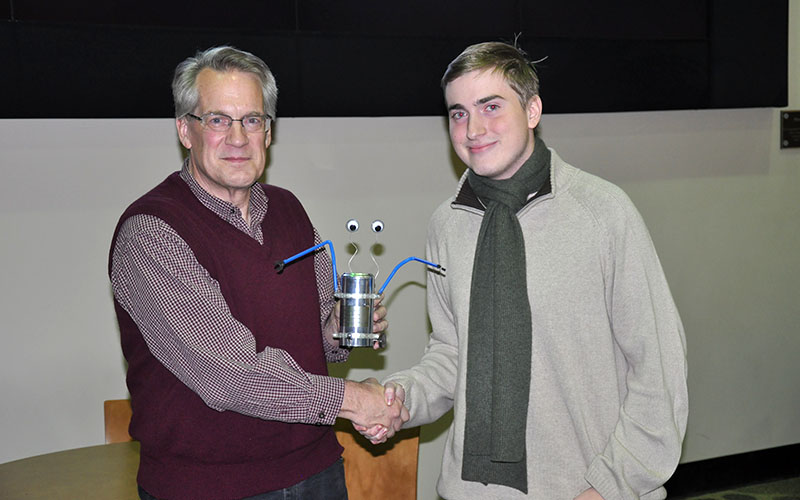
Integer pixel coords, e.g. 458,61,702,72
781,111,800,148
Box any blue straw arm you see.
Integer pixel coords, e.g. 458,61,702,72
378,256,445,294
275,240,339,293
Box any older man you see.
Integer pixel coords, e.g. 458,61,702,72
370,41,688,500
109,46,407,500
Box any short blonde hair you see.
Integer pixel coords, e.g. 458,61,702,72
442,41,540,107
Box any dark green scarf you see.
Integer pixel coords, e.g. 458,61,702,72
461,137,551,493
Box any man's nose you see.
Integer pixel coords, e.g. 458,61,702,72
225,120,249,145
466,114,485,139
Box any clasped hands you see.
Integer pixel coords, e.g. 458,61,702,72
340,379,408,443
354,381,406,444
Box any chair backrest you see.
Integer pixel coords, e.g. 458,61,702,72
103,399,133,444
102,400,420,499
334,419,420,500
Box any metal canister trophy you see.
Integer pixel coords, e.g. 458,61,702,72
274,218,445,348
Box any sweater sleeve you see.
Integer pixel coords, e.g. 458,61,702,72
383,214,459,426
585,198,688,500
111,214,345,426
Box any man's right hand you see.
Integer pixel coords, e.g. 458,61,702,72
339,378,409,441
352,381,406,444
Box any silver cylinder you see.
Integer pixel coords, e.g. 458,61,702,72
334,273,383,348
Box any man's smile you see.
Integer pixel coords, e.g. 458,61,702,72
467,141,497,154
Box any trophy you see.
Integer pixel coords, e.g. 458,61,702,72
275,218,444,347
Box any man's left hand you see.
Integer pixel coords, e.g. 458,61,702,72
324,294,388,349
371,294,388,349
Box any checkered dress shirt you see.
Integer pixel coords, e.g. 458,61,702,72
110,164,348,425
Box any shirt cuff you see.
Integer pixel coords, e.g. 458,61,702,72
307,374,346,426
585,450,668,500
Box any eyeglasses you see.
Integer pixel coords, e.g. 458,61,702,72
185,112,272,133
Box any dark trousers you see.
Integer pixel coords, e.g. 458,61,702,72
138,458,348,500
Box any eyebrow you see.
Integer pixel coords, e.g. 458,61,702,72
447,94,507,112
447,103,466,112
476,94,505,105
203,110,263,117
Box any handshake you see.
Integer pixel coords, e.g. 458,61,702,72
339,379,408,445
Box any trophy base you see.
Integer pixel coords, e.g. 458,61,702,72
333,331,386,348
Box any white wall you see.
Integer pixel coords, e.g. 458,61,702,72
0,3,798,498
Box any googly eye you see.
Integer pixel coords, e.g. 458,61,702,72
346,219,360,232
371,220,385,233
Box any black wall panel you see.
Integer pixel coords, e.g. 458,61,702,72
518,1,709,40
0,0,787,118
10,0,297,30
530,38,709,113
708,1,789,108
298,0,520,37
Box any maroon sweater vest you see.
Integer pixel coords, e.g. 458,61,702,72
109,173,342,500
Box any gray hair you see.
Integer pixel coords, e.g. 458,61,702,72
442,41,540,107
172,46,278,119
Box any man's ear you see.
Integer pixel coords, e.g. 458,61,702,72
527,96,542,130
264,127,272,149
176,117,192,150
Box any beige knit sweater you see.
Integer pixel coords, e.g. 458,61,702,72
385,148,688,500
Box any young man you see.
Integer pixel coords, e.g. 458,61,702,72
109,46,408,500
373,41,688,499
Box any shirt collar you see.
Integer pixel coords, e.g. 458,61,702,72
178,159,268,227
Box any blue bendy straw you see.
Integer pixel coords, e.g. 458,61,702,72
276,242,444,295
378,257,444,294
275,240,340,293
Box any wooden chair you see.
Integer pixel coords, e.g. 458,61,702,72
103,400,419,499
104,399,134,444
334,419,420,500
